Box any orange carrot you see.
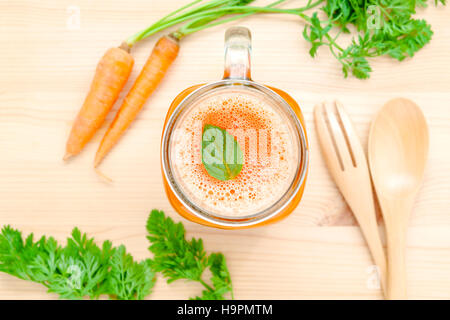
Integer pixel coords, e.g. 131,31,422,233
94,35,179,167
64,45,134,161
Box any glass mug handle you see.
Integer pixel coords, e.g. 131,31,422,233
223,26,252,81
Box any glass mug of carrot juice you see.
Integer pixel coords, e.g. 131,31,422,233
161,27,308,229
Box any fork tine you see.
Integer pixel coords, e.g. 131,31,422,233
334,100,364,164
323,101,354,170
314,103,344,171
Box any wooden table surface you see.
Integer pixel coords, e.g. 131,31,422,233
1,0,449,299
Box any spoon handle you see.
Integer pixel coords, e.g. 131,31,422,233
382,197,414,300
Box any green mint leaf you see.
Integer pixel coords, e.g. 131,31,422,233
202,124,243,181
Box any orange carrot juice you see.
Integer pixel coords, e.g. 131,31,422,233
161,82,308,229
170,87,299,217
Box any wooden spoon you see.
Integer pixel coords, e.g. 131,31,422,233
368,98,429,300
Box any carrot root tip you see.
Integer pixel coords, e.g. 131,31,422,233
63,152,73,161
95,167,113,183
94,157,101,168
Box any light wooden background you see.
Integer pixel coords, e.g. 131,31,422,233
0,0,449,299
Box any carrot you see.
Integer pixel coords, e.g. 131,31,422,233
94,35,179,167
64,44,134,161
65,1,274,165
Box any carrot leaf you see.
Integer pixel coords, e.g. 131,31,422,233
146,209,234,300
0,210,233,300
0,226,155,300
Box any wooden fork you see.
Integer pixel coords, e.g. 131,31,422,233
314,101,387,297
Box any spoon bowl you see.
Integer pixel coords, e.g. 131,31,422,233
369,98,429,299
370,99,428,196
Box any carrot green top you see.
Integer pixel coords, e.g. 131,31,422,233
124,0,446,79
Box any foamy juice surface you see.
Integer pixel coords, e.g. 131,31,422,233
170,86,299,218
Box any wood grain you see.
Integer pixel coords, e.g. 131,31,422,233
0,0,449,299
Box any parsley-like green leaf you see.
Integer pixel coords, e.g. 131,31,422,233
302,0,445,78
147,210,234,300
106,246,155,300
0,210,233,300
0,226,155,300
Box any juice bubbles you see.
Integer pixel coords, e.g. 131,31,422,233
170,87,299,218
